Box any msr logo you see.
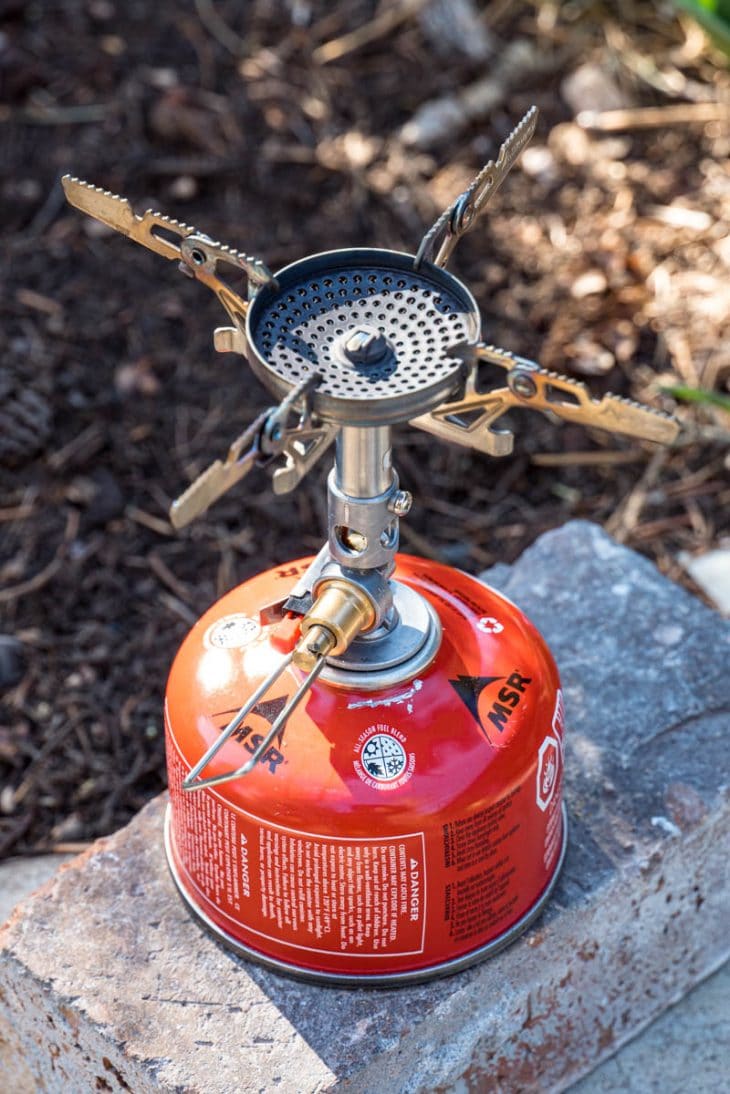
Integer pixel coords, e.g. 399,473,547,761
449,671,532,745
211,695,288,775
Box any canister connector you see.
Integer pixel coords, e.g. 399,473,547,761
293,578,376,671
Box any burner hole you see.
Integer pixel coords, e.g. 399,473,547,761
339,276,348,284
298,287,306,296
312,295,321,304
397,279,406,288
353,274,362,284
325,292,335,300
287,294,295,303
310,282,320,291
394,292,403,300
383,276,393,285
338,289,348,297
335,328,343,335
323,278,333,287
368,274,377,283
316,325,325,333
338,314,347,322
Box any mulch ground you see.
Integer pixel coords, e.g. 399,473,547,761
1,0,728,857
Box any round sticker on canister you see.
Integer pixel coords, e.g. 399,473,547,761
205,614,261,650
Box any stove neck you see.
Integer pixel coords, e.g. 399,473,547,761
335,425,393,497
328,426,410,576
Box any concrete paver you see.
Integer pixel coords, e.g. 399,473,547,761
570,961,729,1093
0,854,76,926
1,849,726,1092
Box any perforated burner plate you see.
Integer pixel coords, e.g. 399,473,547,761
246,248,480,424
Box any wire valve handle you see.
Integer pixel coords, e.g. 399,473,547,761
182,650,327,791
182,575,374,790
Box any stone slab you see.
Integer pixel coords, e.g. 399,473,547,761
0,854,77,1093
571,960,729,1093
1,521,728,1093
0,854,76,927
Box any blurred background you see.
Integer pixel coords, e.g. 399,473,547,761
1,0,728,854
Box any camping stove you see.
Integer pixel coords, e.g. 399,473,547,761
63,108,678,984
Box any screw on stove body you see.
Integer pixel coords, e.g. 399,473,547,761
508,368,538,399
388,490,413,517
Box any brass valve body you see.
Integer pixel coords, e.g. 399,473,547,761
293,579,376,671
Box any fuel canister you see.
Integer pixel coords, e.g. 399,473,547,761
165,555,566,985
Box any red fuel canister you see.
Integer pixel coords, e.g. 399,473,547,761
165,556,566,984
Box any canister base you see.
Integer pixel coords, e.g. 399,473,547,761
163,804,568,988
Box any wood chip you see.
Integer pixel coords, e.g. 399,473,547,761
578,102,730,131
531,450,644,467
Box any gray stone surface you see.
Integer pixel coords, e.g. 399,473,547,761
570,960,729,1094
0,853,77,1094
0,854,75,926
0,521,728,1093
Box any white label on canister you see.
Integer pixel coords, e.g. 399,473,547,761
353,723,415,790
536,735,559,813
552,688,565,747
166,731,426,958
205,613,261,649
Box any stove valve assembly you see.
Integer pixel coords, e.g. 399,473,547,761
63,107,678,984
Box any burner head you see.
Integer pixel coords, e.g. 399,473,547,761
246,249,480,424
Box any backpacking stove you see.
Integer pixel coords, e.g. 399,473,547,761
63,108,678,985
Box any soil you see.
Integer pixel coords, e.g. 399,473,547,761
1,0,728,857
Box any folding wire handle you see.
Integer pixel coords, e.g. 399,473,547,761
182,651,326,792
